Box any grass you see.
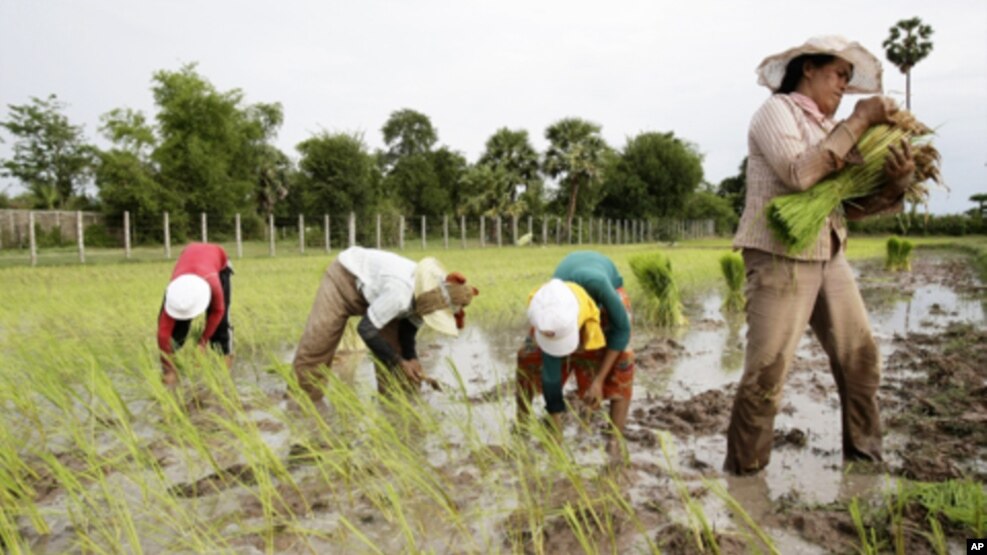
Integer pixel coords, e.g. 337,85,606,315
1,236,984,552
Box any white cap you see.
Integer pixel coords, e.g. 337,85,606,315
164,274,211,320
527,279,580,357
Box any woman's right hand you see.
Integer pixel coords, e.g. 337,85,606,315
851,96,897,127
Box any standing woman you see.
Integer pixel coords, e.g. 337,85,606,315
725,36,915,474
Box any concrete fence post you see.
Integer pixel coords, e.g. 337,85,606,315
77,210,85,263
460,215,466,249
200,212,207,243
421,215,427,250
28,211,37,266
235,213,243,258
479,217,485,248
348,212,356,247
376,214,382,249
268,213,276,256
399,215,405,250
495,215,502,247
298,214,305,254
443,215,449,249
164,212,171,259
324,214,331,252
124,210,132,259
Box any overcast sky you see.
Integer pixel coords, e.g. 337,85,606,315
2,0,985,214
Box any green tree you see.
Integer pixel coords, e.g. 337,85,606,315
542,118,609,237
296,132,378,218
256,144,293,217
883,17,934,110
684,190,738,234
152,64,283,237
431,146,469,215
381,108,437,169
477,128,543,216
597,131,703,218
384,154,449,218
94,107,178,239
0,94,95,209
459,164,515,217
716,157,747,217
971,193,987,218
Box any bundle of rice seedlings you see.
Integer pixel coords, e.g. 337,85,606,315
719,252,746,313
766,110,941,255
629,252,687,327
885,236,914,272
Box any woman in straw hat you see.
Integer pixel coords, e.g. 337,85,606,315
293,246,477,401
517,251,634,462
157,242,234,387
725,36,915,474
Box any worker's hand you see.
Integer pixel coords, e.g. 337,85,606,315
582,379,604,411
398,358,424,385
162,369,179,389
883,138,915,195
851,95,897,127
197,343,208,356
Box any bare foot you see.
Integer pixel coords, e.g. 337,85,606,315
162,371,179,389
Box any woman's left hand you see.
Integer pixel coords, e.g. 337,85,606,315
883,138,915,194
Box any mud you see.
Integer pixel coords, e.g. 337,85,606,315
13,251,986,554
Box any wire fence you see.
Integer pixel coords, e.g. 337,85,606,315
0,209,717,267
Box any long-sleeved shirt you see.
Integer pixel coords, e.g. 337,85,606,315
337,246,422,364
733,93,859,260
157,243,229,354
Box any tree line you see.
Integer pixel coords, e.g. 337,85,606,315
0,64,744,243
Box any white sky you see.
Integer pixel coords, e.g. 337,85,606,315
2,0,985,214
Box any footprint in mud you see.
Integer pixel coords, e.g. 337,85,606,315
630,387,734,437
168,463,256,498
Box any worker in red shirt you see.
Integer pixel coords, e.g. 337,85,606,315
157,243,234,387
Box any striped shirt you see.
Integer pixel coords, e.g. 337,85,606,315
733,94,859,260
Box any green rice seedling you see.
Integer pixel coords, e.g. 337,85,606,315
766,111,939,255
657,432,718,553
904,479,985,537
885,236,914,272
629,251,687,327
718,252,746,313
849,497,885,555
886,236,902,270
923,514,947,555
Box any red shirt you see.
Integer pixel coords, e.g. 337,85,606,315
157,243,229,354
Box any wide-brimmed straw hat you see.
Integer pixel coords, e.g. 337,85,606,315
165,274,211,320
414,258,477,336
756,35,883,94
527,279,580,357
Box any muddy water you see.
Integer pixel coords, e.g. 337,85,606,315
262,252,985,551
21,253,983,553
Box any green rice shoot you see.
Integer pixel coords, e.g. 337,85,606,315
629,251,687,328
718,252,745,313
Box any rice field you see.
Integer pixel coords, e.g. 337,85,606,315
1,237,984,553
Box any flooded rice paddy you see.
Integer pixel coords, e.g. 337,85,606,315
8,250,987,554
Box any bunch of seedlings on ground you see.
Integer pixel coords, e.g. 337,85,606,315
629,251,687,328
718,252,746,313
885,236,914,272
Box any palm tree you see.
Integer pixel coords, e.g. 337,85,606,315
882,17,934,111
542,118,608,242
478,127,541,204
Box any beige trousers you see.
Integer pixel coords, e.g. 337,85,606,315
292,259,401,401
724,247,882,474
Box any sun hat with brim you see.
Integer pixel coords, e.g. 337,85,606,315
528,279,580,357
165,274,211,320
414,257,471,337
756,35,883,94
